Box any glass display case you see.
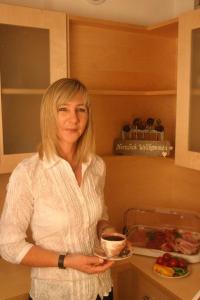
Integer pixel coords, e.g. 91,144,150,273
189,27,200,152
176,8,200,170
123,207,200,263
0,3,67,173
0,24,50,155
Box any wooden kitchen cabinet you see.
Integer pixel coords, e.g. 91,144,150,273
112,263,179,300
176,9,200,171
68,16,178,156
0,3,67,173
0,6,178,170
0,7,178,173
131,270,178,300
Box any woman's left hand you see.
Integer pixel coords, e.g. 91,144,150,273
64,254,114,274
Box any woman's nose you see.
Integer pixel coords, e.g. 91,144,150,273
68,110,78,123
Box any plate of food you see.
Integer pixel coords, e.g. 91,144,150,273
153,253,190,278
94,246,133,261
127,225,200,263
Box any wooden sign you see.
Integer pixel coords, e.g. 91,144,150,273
114,139,173,157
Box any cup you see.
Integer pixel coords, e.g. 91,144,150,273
101,233,127,257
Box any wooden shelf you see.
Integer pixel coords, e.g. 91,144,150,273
192,88,200,96
2,89,176,96
89,90,176,96
102,154,175,161
1,88,46,95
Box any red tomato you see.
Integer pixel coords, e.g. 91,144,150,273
156,256,164,265
178,258,188,268
168,258,179,267
162,253,172,261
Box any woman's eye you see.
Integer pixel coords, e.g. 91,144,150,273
58,107,68,112
57,106,87,113
77,107,87,113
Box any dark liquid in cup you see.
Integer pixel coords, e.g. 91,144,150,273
102,235,124,241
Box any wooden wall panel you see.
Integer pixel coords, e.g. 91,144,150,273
2,156,200,235
103,156,200,231
69,21,177,91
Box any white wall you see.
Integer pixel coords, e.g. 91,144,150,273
173,0,194,17
0,0,196,25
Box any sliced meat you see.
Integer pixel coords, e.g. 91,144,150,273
128,229,148,247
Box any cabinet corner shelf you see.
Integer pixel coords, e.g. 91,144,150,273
102,154,175,162
1,88,46,95
89,90,176,96
3,89,177,96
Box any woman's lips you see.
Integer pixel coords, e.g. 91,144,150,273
65,128,78,132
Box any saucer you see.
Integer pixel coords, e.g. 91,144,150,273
94,246,133,261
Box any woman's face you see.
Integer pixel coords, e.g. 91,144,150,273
56,93,88,149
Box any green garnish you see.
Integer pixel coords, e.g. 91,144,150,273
147,231,155,240
174,231,182,238
174,267,188,276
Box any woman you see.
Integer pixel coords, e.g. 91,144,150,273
0,78,116,300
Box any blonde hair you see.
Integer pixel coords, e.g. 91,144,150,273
39,78,95,163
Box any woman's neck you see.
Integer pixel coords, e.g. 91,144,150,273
58,143,77,165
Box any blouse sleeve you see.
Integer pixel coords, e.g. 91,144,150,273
0,163,34,264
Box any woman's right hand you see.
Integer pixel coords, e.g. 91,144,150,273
64,254,114,274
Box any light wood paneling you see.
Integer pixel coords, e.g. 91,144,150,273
69,19,177,91
89,89,176,95
70,15,178,38
2,89,45,95
69,15,147,33
147,18,178,38
103,156,200,231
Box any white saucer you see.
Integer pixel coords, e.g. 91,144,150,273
94,246,133,261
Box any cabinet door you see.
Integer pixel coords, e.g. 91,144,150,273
113,266,178,300
0,4,67,173
135,273,176,300
176,9,200,170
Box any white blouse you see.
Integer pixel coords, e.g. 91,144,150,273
0,154,112,300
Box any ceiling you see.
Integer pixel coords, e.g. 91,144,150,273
0,0,194,25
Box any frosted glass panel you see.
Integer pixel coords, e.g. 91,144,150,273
189,28,200,152
2,94,42,154
0,24,50,88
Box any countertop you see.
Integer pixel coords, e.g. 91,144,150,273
114,254,200,300
0,254,200,300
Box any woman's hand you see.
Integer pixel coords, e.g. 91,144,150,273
64,254,114,274
97,220,116,239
